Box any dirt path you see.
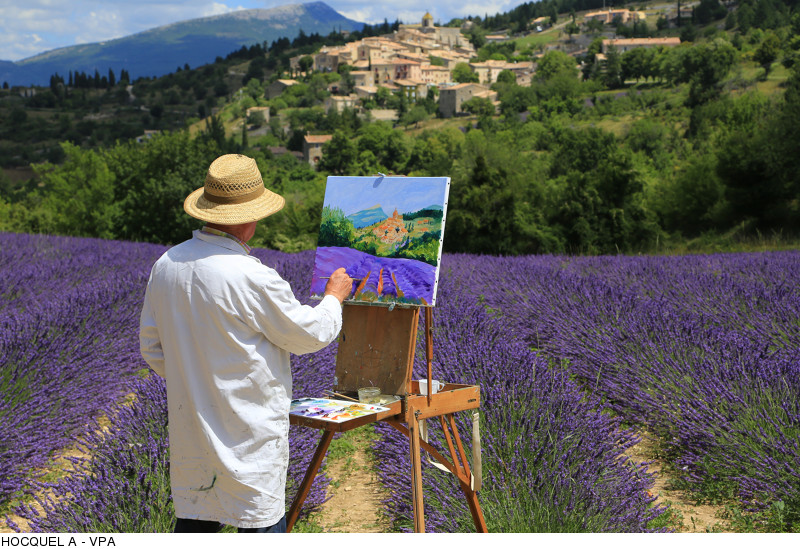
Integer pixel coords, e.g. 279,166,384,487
311,427,391,533
625,431,731,532
1,393,137,533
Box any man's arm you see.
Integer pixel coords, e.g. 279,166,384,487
139,281,166,377
247,267,353,355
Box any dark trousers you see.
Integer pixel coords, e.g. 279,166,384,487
174,515,287,533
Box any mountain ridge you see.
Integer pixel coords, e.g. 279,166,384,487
2,2,364,86
348,205,389,229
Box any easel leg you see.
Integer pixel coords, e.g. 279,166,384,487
446,414,488,533
408,411,425,533
286,430,335,533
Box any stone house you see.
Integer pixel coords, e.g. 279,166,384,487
354,85,379,100
323,94,360,112
438,83,496,118
303,134,333,167
350,71,375,88
469,60,513,85
373,59,422,85
584,9,647,25
420,64,452,85
266,79,298,100
245,106,270,124
394,79,428,101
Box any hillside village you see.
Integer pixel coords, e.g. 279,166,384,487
3,0,798,258
265,9,687,166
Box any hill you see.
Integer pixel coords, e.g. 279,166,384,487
347,205,388,229
0,2,364,87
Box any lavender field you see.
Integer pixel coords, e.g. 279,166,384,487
2,232,798,532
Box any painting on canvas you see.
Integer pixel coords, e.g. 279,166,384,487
310,175,450,307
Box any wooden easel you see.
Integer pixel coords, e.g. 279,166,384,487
286,303,488,533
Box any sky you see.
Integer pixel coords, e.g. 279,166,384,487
324,176,449,217
0,0,520,62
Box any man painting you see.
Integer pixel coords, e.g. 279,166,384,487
139,154,352,532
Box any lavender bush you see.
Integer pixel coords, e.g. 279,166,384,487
7,375,173,532
0,232,163,510
5,232,794,532
372,260,663,532
451,252,800,527
2,235,331,531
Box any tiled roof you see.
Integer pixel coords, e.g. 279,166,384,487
304,134,333,144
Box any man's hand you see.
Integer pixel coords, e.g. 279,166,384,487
324,267,353,304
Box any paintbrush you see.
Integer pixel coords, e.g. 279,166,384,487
323,390,359,402
319,276,363,281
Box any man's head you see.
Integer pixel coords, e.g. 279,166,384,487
184,154,284,224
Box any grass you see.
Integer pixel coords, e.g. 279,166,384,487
514,23,566,52
649,228,800,256
403,115,477,137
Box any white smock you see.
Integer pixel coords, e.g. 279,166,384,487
139,229,342,528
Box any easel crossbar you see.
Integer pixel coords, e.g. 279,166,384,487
385,419,469,485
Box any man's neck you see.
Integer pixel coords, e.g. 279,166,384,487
205,222,248,242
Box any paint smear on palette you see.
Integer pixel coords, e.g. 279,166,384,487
289,398,389,423
311,175,450,307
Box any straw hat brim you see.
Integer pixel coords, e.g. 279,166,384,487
184,185,285,224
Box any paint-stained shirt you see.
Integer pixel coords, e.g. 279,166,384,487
139,229,342,528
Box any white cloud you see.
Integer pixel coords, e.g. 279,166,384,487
329,0,519,25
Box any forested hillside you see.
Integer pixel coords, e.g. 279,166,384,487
1,0,798,255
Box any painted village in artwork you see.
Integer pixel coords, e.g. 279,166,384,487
310,176,449,306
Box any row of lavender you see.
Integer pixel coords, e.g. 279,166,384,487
455,252,800,524
0,234,331,530
0,233,164,509
372,259,664,532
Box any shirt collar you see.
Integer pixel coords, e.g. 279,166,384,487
200,226,252,254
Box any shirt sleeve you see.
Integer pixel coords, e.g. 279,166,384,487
243,267,343,356
139,273,166,377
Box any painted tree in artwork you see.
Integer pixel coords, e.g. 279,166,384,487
318,205,355,247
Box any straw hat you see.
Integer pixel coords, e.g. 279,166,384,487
184,154,285,224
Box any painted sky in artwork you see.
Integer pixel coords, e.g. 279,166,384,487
324,176,448,217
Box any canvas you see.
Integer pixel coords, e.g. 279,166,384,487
311,175,450,307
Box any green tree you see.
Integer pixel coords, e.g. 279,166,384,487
357,122,410,172
495,69,516,85
622,47,649,82
564,21,580,40
659,153,725,235
716,65,800,229
695,0,727,25
753,33,781,78
670,39,738,106
298,55,314,74
317,205,354,247
400,105,428,129
34,143,119,239
452,62,480,83
446,153,519,254
244,78,265,100
462,96,496,118
319,131,358,174
586,18,604,33
536,50,578,81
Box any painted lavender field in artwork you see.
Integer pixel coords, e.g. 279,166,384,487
312,175,449,306
310,246,437,305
